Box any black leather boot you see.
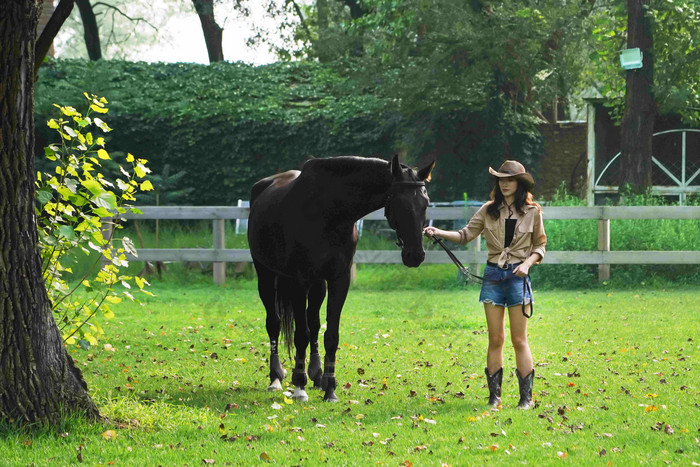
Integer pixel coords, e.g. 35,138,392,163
516,369,534,409
485,367,502,407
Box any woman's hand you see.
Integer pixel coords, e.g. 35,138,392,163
513,262,531,277
423,226,440,238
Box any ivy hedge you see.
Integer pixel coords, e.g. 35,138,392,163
35,59,542,205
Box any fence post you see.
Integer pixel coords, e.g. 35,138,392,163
469,234,481,277
213,219,226,285
598,218,610,282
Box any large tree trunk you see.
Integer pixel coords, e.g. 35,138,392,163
619,0,657,192
0,0,99,425
76,0,102,61
192,0,224,63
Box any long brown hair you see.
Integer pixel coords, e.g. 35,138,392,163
486,177,541,219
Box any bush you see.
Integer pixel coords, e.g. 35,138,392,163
37,93,152,347
35,59,542,205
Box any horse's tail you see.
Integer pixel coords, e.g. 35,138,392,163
274,275,296,358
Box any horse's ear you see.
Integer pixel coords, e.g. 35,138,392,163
418,160,436,182
390,154,402,178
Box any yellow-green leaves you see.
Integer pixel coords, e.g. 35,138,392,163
38,92,151,348
140,180,154,191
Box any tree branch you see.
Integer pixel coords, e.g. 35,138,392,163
35,0,76,77
287,0,311,39
92,1,158,31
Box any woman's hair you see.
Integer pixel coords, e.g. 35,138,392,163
486,177,541,219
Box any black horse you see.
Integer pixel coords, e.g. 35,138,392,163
248,155,435,402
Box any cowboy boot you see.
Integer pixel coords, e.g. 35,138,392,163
485,367,502,407
516,369,535,409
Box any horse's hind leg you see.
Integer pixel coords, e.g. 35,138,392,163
307,280,326,389
253,259,286,391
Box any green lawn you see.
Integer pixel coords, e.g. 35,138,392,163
3,284,699,466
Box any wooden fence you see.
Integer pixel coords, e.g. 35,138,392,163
104,206,700,284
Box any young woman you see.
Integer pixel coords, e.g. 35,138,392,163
423,160,546,409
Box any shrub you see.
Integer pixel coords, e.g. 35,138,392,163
37,93,153,347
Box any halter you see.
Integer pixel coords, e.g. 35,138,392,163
384,180,426,248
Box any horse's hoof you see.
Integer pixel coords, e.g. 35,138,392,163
267,379,283,391
292,387,308,402
323,392,339,403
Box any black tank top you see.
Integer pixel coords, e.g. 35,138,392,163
504,218,517,248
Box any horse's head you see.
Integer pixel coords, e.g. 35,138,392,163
384,155,436,268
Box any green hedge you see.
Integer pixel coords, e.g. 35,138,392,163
35,59,542,205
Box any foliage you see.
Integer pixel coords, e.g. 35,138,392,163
137,164,194,206
289,1,595,118
586,0,700,125
35,59,540,204
37,93,153,346
1,285,698,464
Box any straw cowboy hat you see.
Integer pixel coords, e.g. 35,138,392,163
488,160,535,190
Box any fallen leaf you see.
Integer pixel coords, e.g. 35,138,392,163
489,444,499,452
101,430,117,441
202,460,215,465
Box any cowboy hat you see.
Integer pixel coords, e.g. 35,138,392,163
488,160,535,190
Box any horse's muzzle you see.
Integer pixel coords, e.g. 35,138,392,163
401,248,425,268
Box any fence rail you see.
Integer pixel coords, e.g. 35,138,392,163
106,205,700,284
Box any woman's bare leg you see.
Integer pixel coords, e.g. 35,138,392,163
484,302,506,374
507,304,533,376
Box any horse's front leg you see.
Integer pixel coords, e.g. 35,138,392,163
291,292,311,402
307,280,326,389
322,272,351,402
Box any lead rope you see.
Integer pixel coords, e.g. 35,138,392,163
430,235,483,283
522,275,533,318
432,234,533,318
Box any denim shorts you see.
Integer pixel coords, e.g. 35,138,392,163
479,263,533,308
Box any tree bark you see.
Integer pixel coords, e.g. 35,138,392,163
0,0,99,425
76,0,102,61
34,0,76,77
619,0,657,192
192,0,224,63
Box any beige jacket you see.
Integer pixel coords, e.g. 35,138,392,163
458,201,547,267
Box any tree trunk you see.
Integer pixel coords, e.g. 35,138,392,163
619,0,657,192
316,0,332,62
0,0,99,425
192,0,224,63
34,0,76,77
76,0,101,61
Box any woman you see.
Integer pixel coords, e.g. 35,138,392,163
423,160,546,409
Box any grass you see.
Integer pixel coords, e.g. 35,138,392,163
3,282,698,465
